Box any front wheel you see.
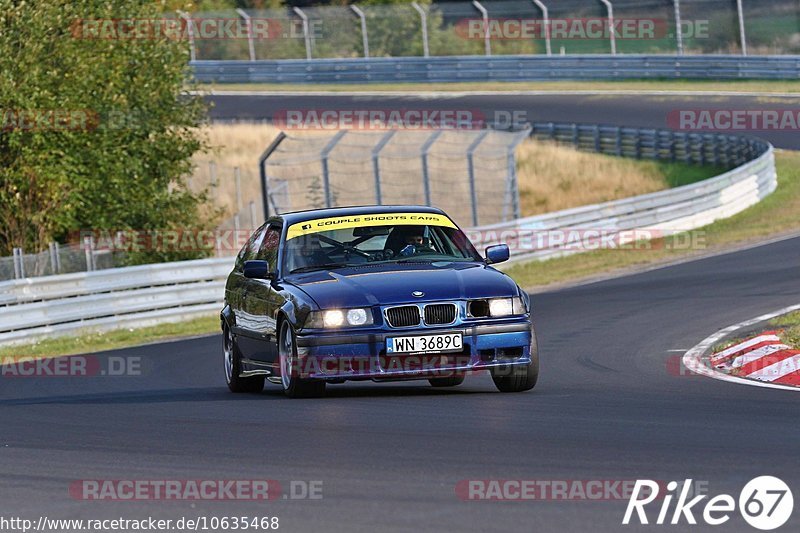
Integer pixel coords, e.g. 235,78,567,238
490,328,539,393
224,325,264,393
279,322,326,398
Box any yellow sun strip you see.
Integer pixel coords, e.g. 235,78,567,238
286,212,457,241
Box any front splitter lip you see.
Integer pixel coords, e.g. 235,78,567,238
303,358,531,381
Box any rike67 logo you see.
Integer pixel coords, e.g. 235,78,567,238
623,477,794,530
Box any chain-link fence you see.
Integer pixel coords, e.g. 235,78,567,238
256,127,530,230
186,1,800,60
0,241,124,281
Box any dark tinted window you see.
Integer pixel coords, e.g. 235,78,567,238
257,225,281,272
236,224,268,269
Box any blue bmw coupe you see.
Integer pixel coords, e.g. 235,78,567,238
221,205,538,397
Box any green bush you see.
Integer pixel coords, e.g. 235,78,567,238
0,0,212,264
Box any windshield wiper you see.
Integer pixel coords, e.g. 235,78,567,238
289,263,351,274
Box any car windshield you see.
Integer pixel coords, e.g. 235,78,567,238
284,213,480,274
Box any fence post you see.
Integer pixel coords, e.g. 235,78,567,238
599,0,616,55
372,130,396,205
48,242,58,275
259,132,287,219
736,0,747,55
467,130,491,227
83,236,95,272
320,130,348,209
505,127,532,222
350,5,370,58
54,241,62,274
249,200,258,230
236,8,257,61
293,7,312,60
12,247,24,279
234,166,243,212
472,1,491,57
411,2,430,58
420,130,443,206
673,0,684,55
532,0,551,56
177,11,196,62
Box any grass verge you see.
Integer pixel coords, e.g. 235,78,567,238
506,150,800,289
770,311,800,348
0,315,220,360
198,80,800,94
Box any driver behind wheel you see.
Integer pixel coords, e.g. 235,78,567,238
385,226,434,257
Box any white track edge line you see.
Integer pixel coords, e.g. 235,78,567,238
682,303,800,392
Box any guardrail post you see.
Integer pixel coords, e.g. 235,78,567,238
614,127,622,156
599,0,616,55
411,2,430,58
467,130,491,226
350,5,370,59
532,1,551,56
736,0,747,55
673,0,684,55
372,130,396,205
420,130,443,207
320,130,348,209
259,132,287,219
177,11,196,62
472,1,491,57
236,8,256,61
293,7,312,60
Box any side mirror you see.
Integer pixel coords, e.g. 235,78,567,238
485,244,510,265
243,260,271,279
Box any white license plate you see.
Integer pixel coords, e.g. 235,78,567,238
386,333,463,354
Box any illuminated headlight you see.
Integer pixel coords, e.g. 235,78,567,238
488,298,514,317
307,308,374,328
487,297,526,317
323,309,345,328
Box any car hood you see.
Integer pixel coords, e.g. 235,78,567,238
287,262,519,309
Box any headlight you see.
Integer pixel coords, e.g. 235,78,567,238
488,298,514,317
323,309,345,328
473,297,526,318
306,308,374,328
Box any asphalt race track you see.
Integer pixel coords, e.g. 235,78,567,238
2,236,799,532
207,92,800,150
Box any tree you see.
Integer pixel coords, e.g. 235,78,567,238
0,0,212,262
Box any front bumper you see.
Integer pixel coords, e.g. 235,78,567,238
294,319,532,381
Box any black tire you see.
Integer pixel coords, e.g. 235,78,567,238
223,324,264,393
429,374,465,387
490,328,539,393
279,322,326,398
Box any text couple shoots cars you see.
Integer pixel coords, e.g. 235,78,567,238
221,206,538,397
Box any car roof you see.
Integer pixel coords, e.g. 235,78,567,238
276,205,447,225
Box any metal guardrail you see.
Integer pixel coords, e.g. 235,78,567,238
191,55,800,84
0,258,232,344
468,123,775,262
0,125,776,345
